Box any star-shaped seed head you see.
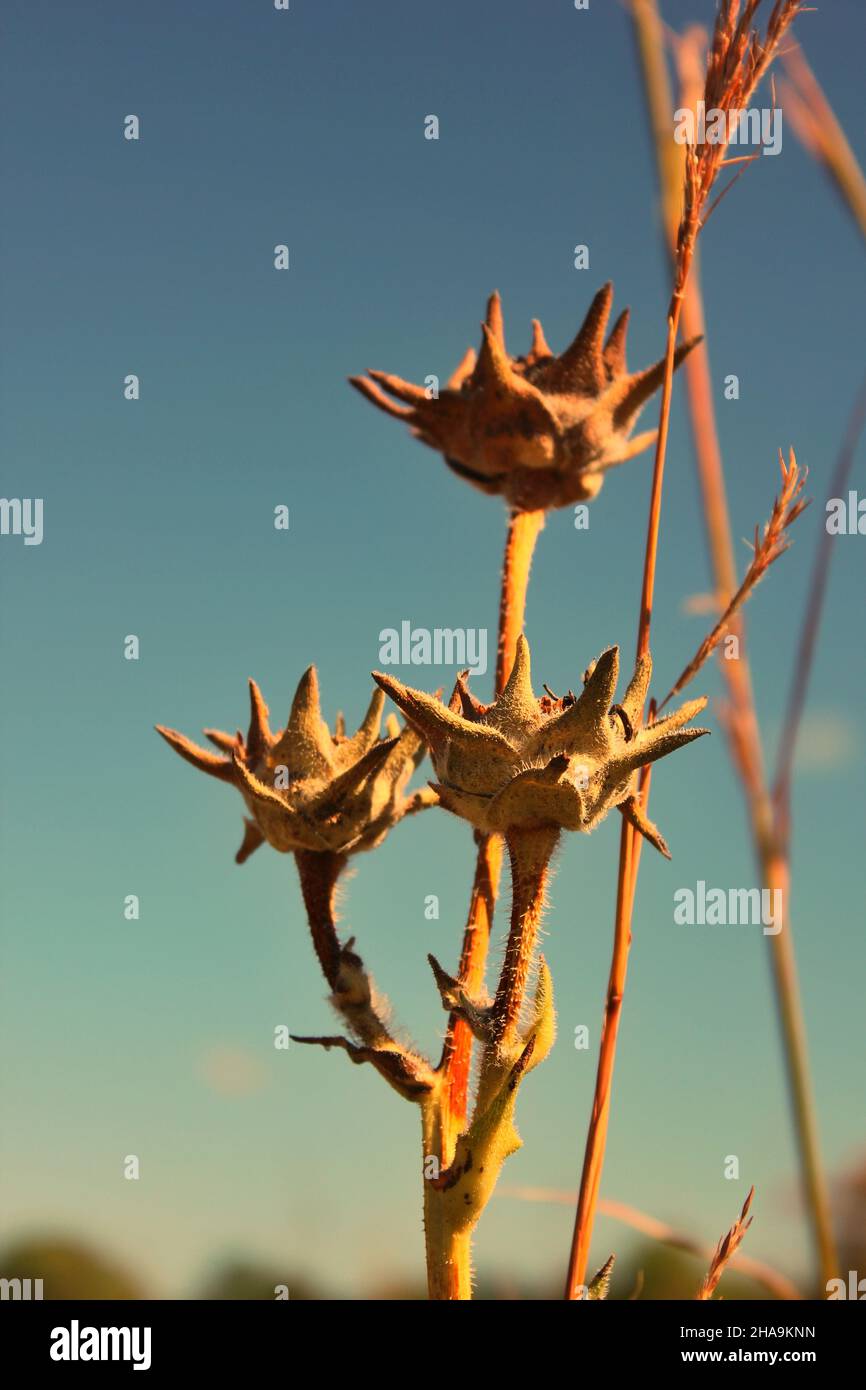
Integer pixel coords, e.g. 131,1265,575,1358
373,637,708,855
351,284,700,512
156,668,434,862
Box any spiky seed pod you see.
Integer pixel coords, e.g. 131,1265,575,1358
350,285,701,511
156,668,435,862
374,636,709,855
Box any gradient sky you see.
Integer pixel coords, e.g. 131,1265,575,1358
1,0,864,1297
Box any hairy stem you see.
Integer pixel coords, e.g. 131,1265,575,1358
421,1095,473,1300
439,508,544,1146
422,509,545,1299
438,833,502,1156
424,825,557,1301
294,849,345,989
493,826,558,1050
496,508,546,694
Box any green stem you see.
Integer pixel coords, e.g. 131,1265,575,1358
421,1094,473,1300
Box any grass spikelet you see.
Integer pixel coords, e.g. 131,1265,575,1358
697,1187,755,1300
661,448,809,707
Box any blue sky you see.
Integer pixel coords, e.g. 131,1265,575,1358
1,0,864,1296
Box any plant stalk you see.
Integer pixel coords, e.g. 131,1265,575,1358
425,824,556,1300
423,508,545,1299
564,282,681,1295
493,826,558,1050
294,849,345,989
421,1095,473,1300
439,508,544,1147
565,779,643,1295
625,0,839,1289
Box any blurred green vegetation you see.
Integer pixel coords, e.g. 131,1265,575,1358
0,1237,145,1299
4,1153,864,1300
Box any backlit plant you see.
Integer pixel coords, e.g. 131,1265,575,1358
158,0,834,1301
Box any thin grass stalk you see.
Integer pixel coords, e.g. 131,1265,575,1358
564,242,684,1296
625,0,838,1288
565,272,682,1299
565,752,652,1295
506,1185,801,1300
781,40,866,246
565,813,635,1295
773,380,866,834
635,312,682,657
568,0,810,1295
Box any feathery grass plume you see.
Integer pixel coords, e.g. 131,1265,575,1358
660,449,809,707
697,1187,755,1300
351,285,700,510
674,1,805,306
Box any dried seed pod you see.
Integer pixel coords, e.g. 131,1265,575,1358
374,636,708,854
351,285,701,511
157,668,434,862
